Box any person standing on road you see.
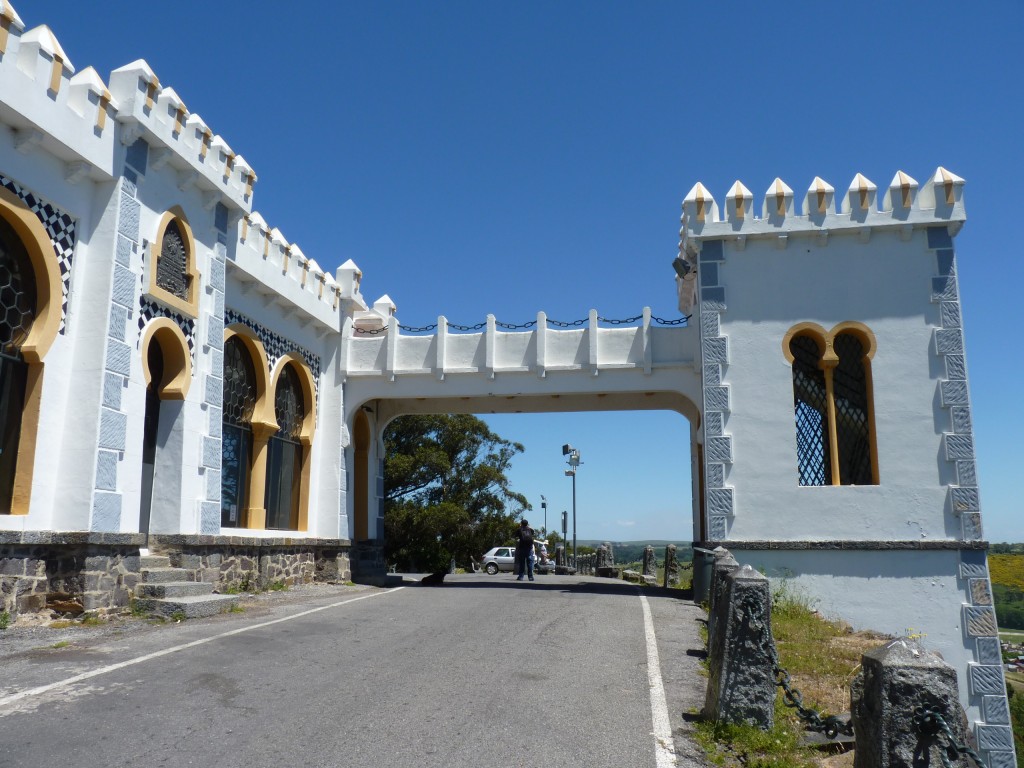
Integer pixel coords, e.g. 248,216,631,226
514,519,536,581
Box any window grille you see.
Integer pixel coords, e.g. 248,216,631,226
832,333,872,485
156,220,189,300
265,364,305,530
273,365,305,440
222,336,257,427
0,219,36,359
790,335,830,486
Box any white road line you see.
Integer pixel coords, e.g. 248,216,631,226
640,593,678,767
0,587,405,709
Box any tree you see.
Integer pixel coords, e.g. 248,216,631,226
383,414,530,571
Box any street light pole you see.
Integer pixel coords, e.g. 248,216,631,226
540,495,547,537
562,444,581,568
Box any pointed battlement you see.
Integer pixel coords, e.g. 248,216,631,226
0,3,254,212
680,167,965,247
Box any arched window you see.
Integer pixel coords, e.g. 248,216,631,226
785,323,878,486
221,335,257,527
265,364,304,530
0,215,35,513
148,208,199,317
156,219,189,300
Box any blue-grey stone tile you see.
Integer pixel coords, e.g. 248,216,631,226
95,450,118,491
951,406,972,433
210,257,226,293
986,752,1017,768
707,463,725,488
210,349,224,378
932,276,958,302
122,169,137,193
700,240,724,262
941,380,969,407
960,554,987,579
945,433,974,461
977,637,1002,665
111,264,135,309
706,436,733,464
970,665,1005,695
962,512,983,541
951,486,980,512
936,249,955,276
90,491,122,532
703,363,721,386
705,385,730,412
199,501,220,535
982,695,1011,725
205,470,221,502
208,407,222,438
206,314,224,350
109,304,128,341
701,309,720,339
214,288,225,318
201,436,221,470
940,302,962,329
927,226,953,250
708,488,734,517
709,515,727,540
957,460,977,486
970,578,993,605
98,408,127,451
705,411,724,438
945,355,966,381
964,606,997,637
117,191,140,241
102,372,123,410
935,328,964,356
204,375,222,408
977,725,1014,752
703,336,728,364
106,339,131,376
700,263,719,287
115,234,133,267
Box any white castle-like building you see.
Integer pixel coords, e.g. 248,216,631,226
0,5,1014,765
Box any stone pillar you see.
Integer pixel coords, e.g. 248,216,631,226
851,638,969,768
663,544,678,588
642,546,656,578
707,547,739,651
704,565,776,729
555,544,565,567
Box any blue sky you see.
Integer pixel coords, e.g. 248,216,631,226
33,1,1023,541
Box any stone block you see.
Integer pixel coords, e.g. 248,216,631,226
704,565,776,729
851,638,966,768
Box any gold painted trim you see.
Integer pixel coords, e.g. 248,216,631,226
148,207,200,318
268,354,318,533
0,187,62,364
140,317,192,400
353,409,370,540
48,55,64,95
783,320,879,486
10,364,43,515
0,17,11,56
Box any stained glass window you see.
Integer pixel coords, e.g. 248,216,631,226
156,220,189,300
221,336,257,527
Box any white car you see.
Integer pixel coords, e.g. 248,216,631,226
481,546,516,574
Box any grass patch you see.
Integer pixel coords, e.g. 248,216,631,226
51,640,70,649
170,610,186,622
228,604,244,613
268,580,288,592
0,610,9,630
696,582,887,768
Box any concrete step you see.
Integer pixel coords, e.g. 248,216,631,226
140,555,171,569
137,581,215,599
133,593,239,620
141,567,191,583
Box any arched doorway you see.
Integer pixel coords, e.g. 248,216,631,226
221,334,258,528
265,363,305,530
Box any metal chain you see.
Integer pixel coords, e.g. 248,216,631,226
773,666,855,739
913,706,988,768
352,313,693,334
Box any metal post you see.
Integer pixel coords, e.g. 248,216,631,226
571,470,576,568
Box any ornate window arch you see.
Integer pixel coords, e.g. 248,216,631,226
148,207,200,317
0,187,62,515
783,322,878,487
221,326,273,529
265,354,316,532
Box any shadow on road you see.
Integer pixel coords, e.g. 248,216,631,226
407,573,696,602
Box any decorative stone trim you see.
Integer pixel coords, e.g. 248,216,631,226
224,308,322,402
700,540,989,551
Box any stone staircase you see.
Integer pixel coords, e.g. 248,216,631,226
133,555,238,619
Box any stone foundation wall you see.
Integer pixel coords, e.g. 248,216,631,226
0,533,146,619
150,535,351,592
0,532,352,622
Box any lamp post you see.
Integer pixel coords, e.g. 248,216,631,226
540,495,547,537
562,444,581,567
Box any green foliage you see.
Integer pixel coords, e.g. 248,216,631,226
0,610,9,630
1010,691,1024,764
695,700,815,768
268,580,288,591
383,415,529,571
170,610,186,622
990,554,1024,590
994,584,1024,630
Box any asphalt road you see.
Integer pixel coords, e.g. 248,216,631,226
0,574,710,768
